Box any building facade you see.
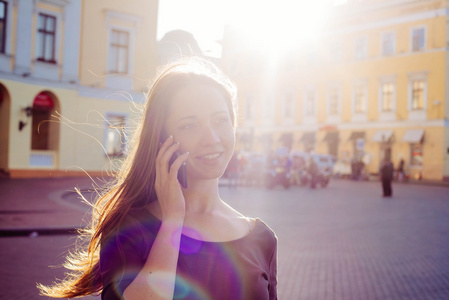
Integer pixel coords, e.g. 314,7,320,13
220,0,449,182
0,0,158,178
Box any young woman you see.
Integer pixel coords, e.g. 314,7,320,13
39,57,277,299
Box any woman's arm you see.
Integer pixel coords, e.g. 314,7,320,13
122,219,183,299
123,136,189,300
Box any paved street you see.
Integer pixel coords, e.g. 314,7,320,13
0,178,449,299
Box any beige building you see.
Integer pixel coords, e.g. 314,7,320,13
0,0,158,178
220,0,449,182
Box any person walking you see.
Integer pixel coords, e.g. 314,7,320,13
380,158,394,197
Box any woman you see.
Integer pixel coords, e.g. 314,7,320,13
39,57,278,299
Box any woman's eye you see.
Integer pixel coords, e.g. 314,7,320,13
215,117,230,124
179,123,197,130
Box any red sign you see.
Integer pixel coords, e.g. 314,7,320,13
33,92,54,110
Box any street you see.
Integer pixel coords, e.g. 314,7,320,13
1,179,449,299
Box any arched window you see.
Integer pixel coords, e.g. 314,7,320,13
31,92,54,150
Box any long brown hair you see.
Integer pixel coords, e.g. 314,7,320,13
38,57,238,298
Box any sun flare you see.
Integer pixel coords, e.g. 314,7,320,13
225,0,331,59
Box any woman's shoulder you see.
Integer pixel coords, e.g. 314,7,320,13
240,218,277,253
101,206,159,258
253,218,277,242
103,206,159,243
121,206,160,232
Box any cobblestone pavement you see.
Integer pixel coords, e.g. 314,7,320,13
221,180,449,300
0,177,448,299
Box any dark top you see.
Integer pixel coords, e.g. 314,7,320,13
100,208,278,300
381,161,394,181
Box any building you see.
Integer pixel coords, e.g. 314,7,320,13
220,0,449,182
0,0,158,178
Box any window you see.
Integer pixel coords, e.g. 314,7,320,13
108,29,129,73
354,85,366,113
329,88,339,115
354,37,367,59
410,144,423,166
105,115,127,157
411,79,424,110
36,13,57,63
407,73,427,120
0,1,7,54
382,32,395,56
411,27,425,52
283,93,294,119
305,91,315,116
381,82,394,111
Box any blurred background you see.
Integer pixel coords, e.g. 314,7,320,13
0,0,448,183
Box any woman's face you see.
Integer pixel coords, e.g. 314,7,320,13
164,83,235,182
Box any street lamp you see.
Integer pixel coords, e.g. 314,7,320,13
18,106,33,131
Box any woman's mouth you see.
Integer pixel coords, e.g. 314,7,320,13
198,152,222,160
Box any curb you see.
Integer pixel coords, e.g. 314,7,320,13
0,227,83,237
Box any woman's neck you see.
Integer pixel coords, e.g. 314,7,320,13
182,178,222,214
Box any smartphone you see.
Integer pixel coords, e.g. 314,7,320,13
160,132,188,189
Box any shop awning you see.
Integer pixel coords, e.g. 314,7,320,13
372,130,393,142
299,132,316,143
402,129,424,143
348,131,365,141
323,131,339,143
33,92,54,111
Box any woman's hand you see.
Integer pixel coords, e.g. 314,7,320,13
154,135,189,222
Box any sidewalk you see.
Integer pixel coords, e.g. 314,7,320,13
0,175,447,237
0,176,107,236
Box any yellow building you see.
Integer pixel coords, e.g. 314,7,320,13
220,0,449,182
0,0,158,178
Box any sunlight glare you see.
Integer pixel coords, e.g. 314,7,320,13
227,0,331,59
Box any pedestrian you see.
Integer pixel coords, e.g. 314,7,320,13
380,157,394,197
397,158,405,182
38,57,278,299
351,158,357,180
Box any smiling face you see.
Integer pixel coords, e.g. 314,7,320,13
164,82,236,183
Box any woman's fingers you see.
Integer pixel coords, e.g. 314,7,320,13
156,136,178,171
160,143,180,171
154,135,188,221
168,151,189,179
155,135,188,185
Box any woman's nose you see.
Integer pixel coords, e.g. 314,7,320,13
200,125,220,145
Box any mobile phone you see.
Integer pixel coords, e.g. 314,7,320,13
160,132,188,189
